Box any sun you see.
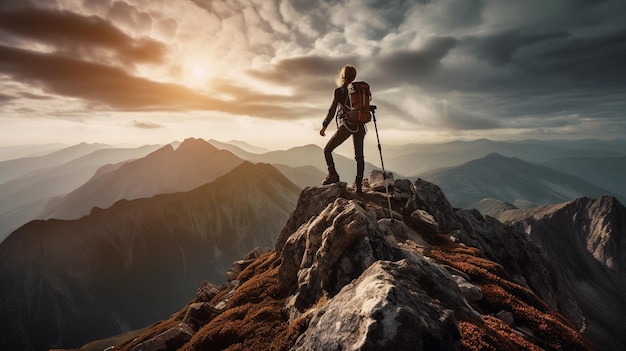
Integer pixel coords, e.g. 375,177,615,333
182,62,213,88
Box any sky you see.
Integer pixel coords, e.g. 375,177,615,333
1,0,625,150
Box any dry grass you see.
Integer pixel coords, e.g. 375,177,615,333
426,242,593,351
116,251,304,351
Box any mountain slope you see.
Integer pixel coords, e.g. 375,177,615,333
38,138,244,220
495,196,626,350
419,152,620,208
384,138,626,176
0,145,161,241
542,156,626,198
98,179,596,351
0,162,301,351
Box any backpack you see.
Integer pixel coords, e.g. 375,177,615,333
342,81,372,123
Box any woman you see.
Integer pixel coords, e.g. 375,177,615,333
319,65,367,193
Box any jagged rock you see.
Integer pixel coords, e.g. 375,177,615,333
276,182,348,250
368,169,394,192
291,260,462,351
195,281,220,303
410,208,440,237
392,178,414,202
183,302,220,331
129,322,194,351
406,178,462,234
451,274,483,301
378,217,428,247
226,247,271,281
496,310,515,326
278,198,405,318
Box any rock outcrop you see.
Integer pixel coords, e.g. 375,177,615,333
109,175,594,351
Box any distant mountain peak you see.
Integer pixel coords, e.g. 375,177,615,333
176,137,219,152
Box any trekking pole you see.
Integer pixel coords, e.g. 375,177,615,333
370,105,394,222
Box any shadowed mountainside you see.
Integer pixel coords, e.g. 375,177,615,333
493,196,626,349
541,156,626,199
75,176,619,351
0,162,301,351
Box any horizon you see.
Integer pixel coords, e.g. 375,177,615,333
1,1,626,149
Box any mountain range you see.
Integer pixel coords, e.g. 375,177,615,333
38,138,244,221
55,176,626,351
418,152,624,209
0,144,161,238
0,162,300,351
1,137,626,350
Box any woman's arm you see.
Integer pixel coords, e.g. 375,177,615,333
322,87,345,128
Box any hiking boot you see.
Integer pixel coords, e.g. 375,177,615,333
322,173,340,185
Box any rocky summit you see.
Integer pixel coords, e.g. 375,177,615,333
69,173,598,351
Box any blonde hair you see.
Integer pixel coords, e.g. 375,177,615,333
335,65,357,87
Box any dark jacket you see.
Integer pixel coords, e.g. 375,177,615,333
322,86,349,128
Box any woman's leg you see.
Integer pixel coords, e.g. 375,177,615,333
323,125,352,183
352,125,366,191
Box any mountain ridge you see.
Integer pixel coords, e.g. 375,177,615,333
38,138,245,220
419,152,622,208
0,161,301,351
75,177,624,351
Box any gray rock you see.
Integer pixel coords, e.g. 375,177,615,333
368,169,394,192
129,322,194,351
291,260,462,351
451,274,483,301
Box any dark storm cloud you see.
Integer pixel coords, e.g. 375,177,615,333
371,36,458,87
0,7,165,65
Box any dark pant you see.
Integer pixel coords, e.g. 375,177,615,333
324,123,365,179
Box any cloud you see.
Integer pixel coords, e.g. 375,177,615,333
1,0,626,140
0,44,306,119
131,120,163,129
0,7,166,66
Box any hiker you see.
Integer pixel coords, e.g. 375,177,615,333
319,64,370,193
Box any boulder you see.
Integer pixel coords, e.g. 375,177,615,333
292,260,463,351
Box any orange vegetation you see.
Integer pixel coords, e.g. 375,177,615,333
426,237,593,351
117,251,305,351
115,234,593,351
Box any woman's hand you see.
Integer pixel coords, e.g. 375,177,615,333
319,126,326,136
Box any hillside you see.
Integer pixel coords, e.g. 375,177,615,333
542,156,626,198
419,152,620,208
0,162,301,351
67,176,621,351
